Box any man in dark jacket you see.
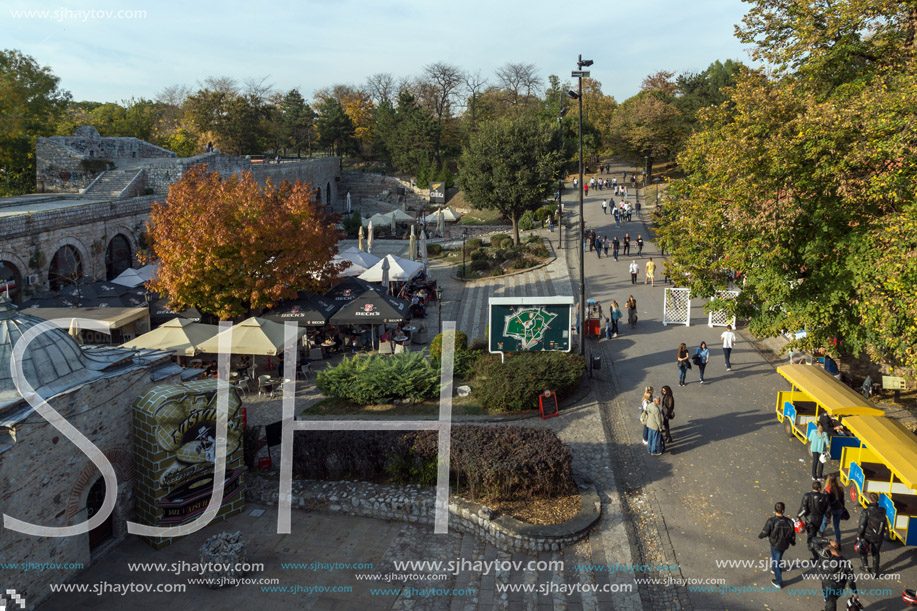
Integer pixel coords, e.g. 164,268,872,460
856,492,888,576
758,501,796,589
798,480,830,561
819,540,858,611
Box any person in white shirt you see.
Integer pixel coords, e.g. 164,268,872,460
629,260,639,284
721,324,737,370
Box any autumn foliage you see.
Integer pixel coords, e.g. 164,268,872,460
146,164,342,320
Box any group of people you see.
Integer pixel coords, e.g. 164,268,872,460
639,385,676,455
759,480,888,609
601,295,637,338
601,199,637,226
673,326,737,386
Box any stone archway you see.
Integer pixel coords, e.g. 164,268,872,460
66,447,135,523
49,245,83,291
46,236,92,284
105,234,133,280
0,259,23,304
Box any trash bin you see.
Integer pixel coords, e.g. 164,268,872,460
592,355,601,370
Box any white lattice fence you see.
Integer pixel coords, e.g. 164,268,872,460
707,290,739,328
663,288,691,326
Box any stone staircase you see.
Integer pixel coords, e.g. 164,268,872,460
82,169,143,199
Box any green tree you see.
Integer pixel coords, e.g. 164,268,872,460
459,115,560,245
0,49,71,194
315,97,356,157
279,89,315,157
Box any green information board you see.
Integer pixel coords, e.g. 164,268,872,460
488,296,574,353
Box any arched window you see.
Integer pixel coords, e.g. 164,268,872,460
86,477,114,551
106,234,132,280
49,245,83,291
0,260,22,304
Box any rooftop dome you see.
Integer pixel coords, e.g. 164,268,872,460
0,296,98,411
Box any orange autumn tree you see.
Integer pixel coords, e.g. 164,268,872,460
146,164,342,320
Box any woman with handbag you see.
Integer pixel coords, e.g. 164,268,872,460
808,422,829,481
644,397,666,455
661,385,675,443
626,295,637,328
820,473,847,545
610,300,622,337
676,343,690,386
694,341,710,384
640,386,654,445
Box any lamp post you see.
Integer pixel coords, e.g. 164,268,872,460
654,177,662,207
461,228,468,279
435,286,444,335
569,54,593,356
557,92,567,243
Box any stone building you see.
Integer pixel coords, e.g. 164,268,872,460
0,297,182,607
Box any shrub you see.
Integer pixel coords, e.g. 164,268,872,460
466,237,483,250
468,336,488,352
526,234,542,244
528,244,549,258
432,348,480,378
470,249,488,261
430,329,469,360
427,243,442,256
512,257,531,269
533,206,553,222
342,211,362,237
490,267,504,276
293,430,407,481
490,233,511,248
471,259,489,272
473,352,585,412
316,352,439,404
518,209,535,231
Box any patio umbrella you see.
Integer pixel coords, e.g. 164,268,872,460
437,210,445,237
346,191,351,214
263,291,340,326
111,268,147,288
389,209,414,223
390,212,396,234
358,255,424,282
121,317,220,356
380,256,390,290
409,225,416,261
68,318,82,344
367,221,374,254
420,230,428,272
329,256,367,277
339,247,381,268
195,317,305,356
358,225,365,251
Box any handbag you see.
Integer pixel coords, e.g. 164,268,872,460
639,410,649,424
819,451,828,464
841,507,851,521
692,354,702,366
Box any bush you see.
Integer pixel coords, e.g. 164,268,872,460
470,249,488,261
512,257,531,269
427,243,442,256
470,259,489,272
490,267,504,276
341,211,362,237
533,206,553,222
466,237,483,250
490,233,511,248
518,209,535,231
316,352,439,404
473,352,585,412
526,234,542,244
432,349,480,378
430,329,469,360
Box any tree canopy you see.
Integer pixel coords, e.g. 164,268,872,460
146,165,342,320
458,115,560,245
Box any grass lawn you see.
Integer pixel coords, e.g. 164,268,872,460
456,207,506,225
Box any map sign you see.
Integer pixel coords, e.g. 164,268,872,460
488,296,574,353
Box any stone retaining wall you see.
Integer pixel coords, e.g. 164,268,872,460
247,474,600,553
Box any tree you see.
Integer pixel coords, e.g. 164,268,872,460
315,97,356,156
462,70,488,135
364,72,398,106
339,90,374,152
146,164,342,320
0,49,71,194
607,88,684,166
279,89,315,156
495,62,541,108
459,115,560,245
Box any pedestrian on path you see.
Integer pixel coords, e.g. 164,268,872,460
595,236,602,259
645,397,666,455
637,234,644,255
623,233,631,256
614,207,621,228
661,385,675,443
695,341,709,383
626,295,637,328
644,258,656,286
808,422,829,481
758,502,796,590
603,236,609,257
856,492,887,576
640,386,654,445
797,480,830,561
573,177,578,190
612,236,620,261
677,342,690,385
602,199,607,214
584,184,589,196
820,474,846,546
604,317,613,339
610,300,621,337
818,541,859,611
629,260,639,284
720,325,736,371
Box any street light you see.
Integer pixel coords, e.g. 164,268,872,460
654,177,663,206
461,228,468,279
557,92,568,243
569,54,592,356
435,286,444,335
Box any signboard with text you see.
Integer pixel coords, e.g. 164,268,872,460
430,182,446,204
488,296,574,353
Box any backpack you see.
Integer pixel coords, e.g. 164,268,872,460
866,507,887,539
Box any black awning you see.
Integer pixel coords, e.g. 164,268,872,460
263,291,341,326
149,296,202,326
323,276,385,303
329,290,409,325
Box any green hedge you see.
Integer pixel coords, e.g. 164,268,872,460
473,352,585,412
427,243,443,256
316,352,439,404
430,330,469,359
292,425,576,501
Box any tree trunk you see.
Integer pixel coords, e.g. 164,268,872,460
511,214,520,246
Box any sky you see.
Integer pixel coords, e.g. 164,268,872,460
3,0,755,105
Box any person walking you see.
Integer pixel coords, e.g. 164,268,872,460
644,258,656,286
642,396,666,455
639,386,654,445
584,183,589,196
720,324,737,371
625,295,637,329
808,422,829,481
820,474,846,545
856,492,888,576
602,199,608,214
695,341,710,383
798,480,831,561
661,385,675,443
603,235,609,257
595,236,602,259
604,317,613,339
623,233,631,256
613,206,621,228
676,342,690,386
573,177,578,190
629,260,639,284
818,541,859,611
637,234,644,255
612,236,620,261
758,501,796,589
610,300,622,337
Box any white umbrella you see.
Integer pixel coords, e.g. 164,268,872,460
380,256,390,289
68,318,82,344
425,207,461,223
367,221,374,254
363,212,390,227
121,318,220,356
358,225,365,251
111,268,146,288
339,247,381,268
420,230,428,271
409,225,416,261
358,255,424,282
137,264,157,282
330,256,367,277
390,209,414,223
437,210,445,237
390,212,396,234
346,191,352,214
195,317,305,356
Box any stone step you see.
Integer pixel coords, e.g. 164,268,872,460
83,170,141,198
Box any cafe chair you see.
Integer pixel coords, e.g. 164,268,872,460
299,363,314,382
258,375,275,399
232,376,251,398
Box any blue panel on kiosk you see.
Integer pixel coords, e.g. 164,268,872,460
830,436,860,460
879,493,897,538
806,420,817,438
849,462,865,497
908,518,917,547
784,401,797,423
